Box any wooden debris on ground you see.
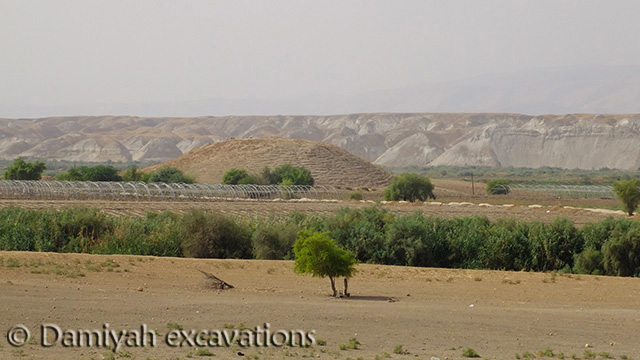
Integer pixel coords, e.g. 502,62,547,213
197,268,235,289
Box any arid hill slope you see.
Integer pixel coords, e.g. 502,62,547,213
143,137,393,188
2,113,640,169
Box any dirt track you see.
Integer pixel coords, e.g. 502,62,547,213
1,251,640,359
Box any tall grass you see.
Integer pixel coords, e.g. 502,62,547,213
1,206,640,278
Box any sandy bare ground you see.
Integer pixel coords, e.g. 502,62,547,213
1,251,640,360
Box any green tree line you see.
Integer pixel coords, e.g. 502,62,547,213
2,206,640,277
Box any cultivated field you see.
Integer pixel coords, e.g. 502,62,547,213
1,251,640,359
0,197,629,226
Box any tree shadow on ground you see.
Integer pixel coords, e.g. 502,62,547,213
339,295,398,302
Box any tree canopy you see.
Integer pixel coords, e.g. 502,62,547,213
222,168,251,185
148,167,194,184
264,164,314,186
294,230,357,297
4,158,47,180
612,179,640,216
486,178,510,195
222,164,314,186
121,166,145,182
55,165,122,181
384,173,436,202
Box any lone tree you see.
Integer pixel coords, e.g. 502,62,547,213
384,173,436,202
4,158,46,180
293,230,357,297
612,179,640,216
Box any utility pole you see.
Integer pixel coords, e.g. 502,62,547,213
471,172,475,195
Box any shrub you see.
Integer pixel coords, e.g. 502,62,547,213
384,212,450,268
4,158,46,180
529,218,582,271
462,347,480,358
349,190,364,201
486,179,510,195
223,168,251,185
55,167,85,181
384,173,435,202
92,212,183,257
83,165,122,181
294,230,357,297
323,207,392,264
612,179,640,216
148,167,195,184
180,210,251,259
602,223,640,276
482,219,533,271
447,216,490,269
580,217,629,251
121,166,145,182
55,165,122,181
252,221,299,260
263,164,314,186
574,247,604,275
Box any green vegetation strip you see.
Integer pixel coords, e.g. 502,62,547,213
0,206,639,277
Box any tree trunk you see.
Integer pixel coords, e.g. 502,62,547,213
344,278,350,297
329,276,337,297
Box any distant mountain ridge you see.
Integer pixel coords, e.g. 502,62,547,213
1,113,640,170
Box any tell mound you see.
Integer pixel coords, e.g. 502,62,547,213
143,137,393,189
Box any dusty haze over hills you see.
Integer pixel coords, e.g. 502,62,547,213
2,2,640,117
1,113,640,170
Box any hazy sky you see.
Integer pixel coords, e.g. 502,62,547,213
1,0,640,115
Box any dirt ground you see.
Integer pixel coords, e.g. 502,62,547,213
1,251,640,359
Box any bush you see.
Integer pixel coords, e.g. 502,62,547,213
486,179,510,195
92,212,183,257
0,207,110,253
82,165,122,181
121,166,145,182
223,168,251,185
55,167,84,181
447,216,491,269
148,167,195,184
323,207,392,264
612,179,640,216
574,247,604,275
180,210,251,259
4,158,47,180
384,212,450,268
482,219,533,271
384,173,435,202
251,221,299,260
602,223,640,276
529,218,582,271
55,165,122,181
263,164,314,186
349,190,364,201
